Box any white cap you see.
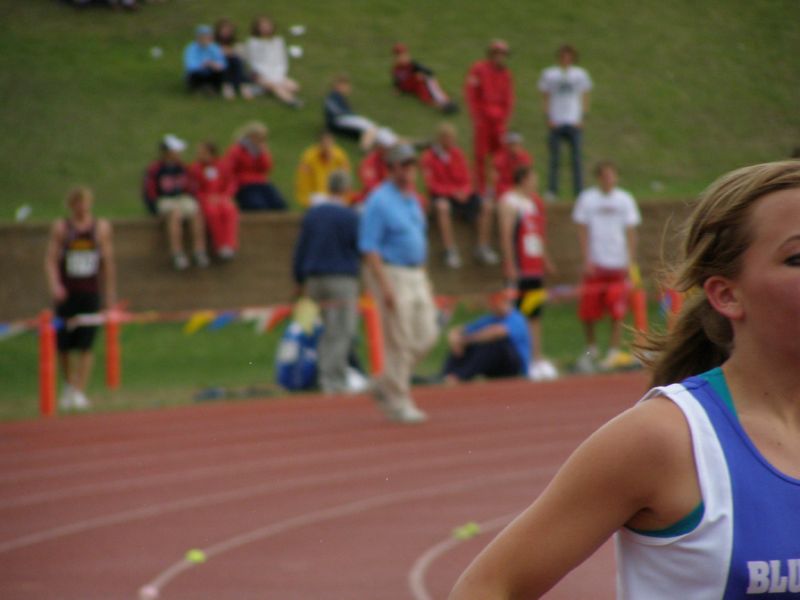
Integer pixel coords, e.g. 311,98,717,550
162,134,187,153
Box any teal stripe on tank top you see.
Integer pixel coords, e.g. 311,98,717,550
625,367,735,539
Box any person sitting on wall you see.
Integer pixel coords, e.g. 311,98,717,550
225,121,288,211
188,140,239,260
295,130,352,208
143,134,210,269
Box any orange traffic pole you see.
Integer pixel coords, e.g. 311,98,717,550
105,310,121,390
360,295,385,376
666,288,683,330
631,288,648,334
38,310,56,417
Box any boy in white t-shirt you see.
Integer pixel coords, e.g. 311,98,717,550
572,161,640,371
538,44,592,201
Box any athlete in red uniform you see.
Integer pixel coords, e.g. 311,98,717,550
188,141,239,259
45,186,116,410
498,166,558,379
391,43,458,114
464,39,514,193
490,131,533,199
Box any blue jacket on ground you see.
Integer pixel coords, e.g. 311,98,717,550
464,309,531,373
183,41,226,74
293,202,360,284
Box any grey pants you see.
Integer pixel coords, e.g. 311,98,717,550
305,275,359,393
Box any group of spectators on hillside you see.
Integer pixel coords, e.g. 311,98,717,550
143,122,286,269
183,17,302,105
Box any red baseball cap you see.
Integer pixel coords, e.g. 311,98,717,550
488,39,510,54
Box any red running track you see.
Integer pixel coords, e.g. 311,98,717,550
0,372,648,599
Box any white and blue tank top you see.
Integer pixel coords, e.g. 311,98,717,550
616,368,800,598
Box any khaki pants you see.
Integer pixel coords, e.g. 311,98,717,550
367,265,438,409
305,275,359,394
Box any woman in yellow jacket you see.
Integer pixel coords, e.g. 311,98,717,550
295,130,352,207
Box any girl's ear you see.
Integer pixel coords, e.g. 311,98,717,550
703,275,744,321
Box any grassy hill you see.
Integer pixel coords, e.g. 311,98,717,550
1,0,798,221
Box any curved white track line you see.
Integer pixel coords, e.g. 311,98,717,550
138,470,547,599
407,512,520,600
0,439,564,554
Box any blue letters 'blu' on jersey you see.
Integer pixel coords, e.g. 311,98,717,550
616,370,800,599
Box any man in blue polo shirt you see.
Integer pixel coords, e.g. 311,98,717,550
359,144,438,424
442,289,531,382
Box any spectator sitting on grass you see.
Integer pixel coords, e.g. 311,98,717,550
143,134,209,270
214,18,253,100
188,141,239,260
391,42,458,114
242,15,302,108
225,121,287,212
183,24,226,95
324,73,397,152
442,288,531,383
295,130,352,208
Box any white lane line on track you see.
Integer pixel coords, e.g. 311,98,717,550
137,469,549,599
0,400,616,484
0,439,565,554
407,512,519,600
0,421,591,510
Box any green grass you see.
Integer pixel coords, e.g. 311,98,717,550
0,0,798,221
0,298,667,421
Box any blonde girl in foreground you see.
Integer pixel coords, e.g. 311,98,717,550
450,161,800,599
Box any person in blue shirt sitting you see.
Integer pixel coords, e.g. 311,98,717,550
184,24,226,95
443,288,531,382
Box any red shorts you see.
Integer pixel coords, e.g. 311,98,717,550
578,268,629,322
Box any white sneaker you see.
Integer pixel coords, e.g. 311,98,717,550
444,248,462,269
173,253,189,270
528,359,559,381
575,348,598,374
217,246,235,260
390,403,428,424
372,386,428,424
72,389,91,410
59,384,76,410
474,245,499,265
345,368,370,394
221,83,236,100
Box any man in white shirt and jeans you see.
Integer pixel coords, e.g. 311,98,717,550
538,44,592,201
572,161,640,372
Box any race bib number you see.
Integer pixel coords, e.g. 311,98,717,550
522,233,543,257
65,250,99,278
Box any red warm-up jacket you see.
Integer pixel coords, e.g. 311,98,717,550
225,143,273,188
421,145,473,200
464,60,514,123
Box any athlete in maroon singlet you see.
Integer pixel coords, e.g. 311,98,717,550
45,186,116,410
